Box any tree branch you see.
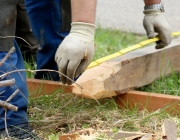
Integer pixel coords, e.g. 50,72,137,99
0,79,15,87
6,89,19,102
0,100,18,111
0,47,15,67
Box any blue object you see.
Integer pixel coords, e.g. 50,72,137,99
0,41,28,129
25,0,70,81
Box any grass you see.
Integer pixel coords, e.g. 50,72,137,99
29,92,180,139
94,27,146,60
24,59,36,78
26,27,180,139
137,72,180,96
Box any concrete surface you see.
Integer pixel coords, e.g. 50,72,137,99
96,0,180,35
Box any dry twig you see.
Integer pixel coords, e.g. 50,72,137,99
0,47,15,67
0,89,19,111
0,36,31,47
0,79,15,87
6,89,19,103
4,109,9,138
0,100,18,111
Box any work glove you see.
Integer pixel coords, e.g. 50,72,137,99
143,10,172,49
55,22,96,85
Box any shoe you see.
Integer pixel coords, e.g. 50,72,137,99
0,122,41,140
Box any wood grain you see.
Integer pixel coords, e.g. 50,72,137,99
27,78,73,98
27,79,180,114
116,90,180,114
73,38,180,99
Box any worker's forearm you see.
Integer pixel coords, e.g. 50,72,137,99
71,0,97,24
144,0,161,6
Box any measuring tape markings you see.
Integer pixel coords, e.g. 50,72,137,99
87,32,180,69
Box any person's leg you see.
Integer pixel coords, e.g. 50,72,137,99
0,1,39,138
0,42,28,129
0,0,28,128
0,41,39,139
16,0,40,62
25,0,71,81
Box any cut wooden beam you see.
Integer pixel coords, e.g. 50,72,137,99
27,38,180,99
115,90,180,114
27,79,180,114
72,38,180,99
27,78,73,98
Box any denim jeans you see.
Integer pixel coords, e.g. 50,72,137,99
0,41,28,129
25,0,71,81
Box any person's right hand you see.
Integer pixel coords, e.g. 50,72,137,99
55,22,95,85
143,10,172,49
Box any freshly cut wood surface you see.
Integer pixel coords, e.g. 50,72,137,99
72,38,180,99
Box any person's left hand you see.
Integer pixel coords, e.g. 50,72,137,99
143,9,172,49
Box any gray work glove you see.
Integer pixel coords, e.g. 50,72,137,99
143,10,172,49
55,22,96,85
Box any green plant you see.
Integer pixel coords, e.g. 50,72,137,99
26,28,180,139
94,27,146,60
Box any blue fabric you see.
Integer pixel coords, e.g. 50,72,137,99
25,0,69,81
0,41,28,129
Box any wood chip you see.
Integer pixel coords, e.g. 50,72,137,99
162,119,177,140
139,134,153,140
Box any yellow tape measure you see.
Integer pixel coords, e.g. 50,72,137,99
87,32,180,69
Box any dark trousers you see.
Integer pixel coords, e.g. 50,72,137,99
25,0,71,81
0,41,28,129
16,0,40,62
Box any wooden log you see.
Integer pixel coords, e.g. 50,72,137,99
115,90,180,114
72,37,180,99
